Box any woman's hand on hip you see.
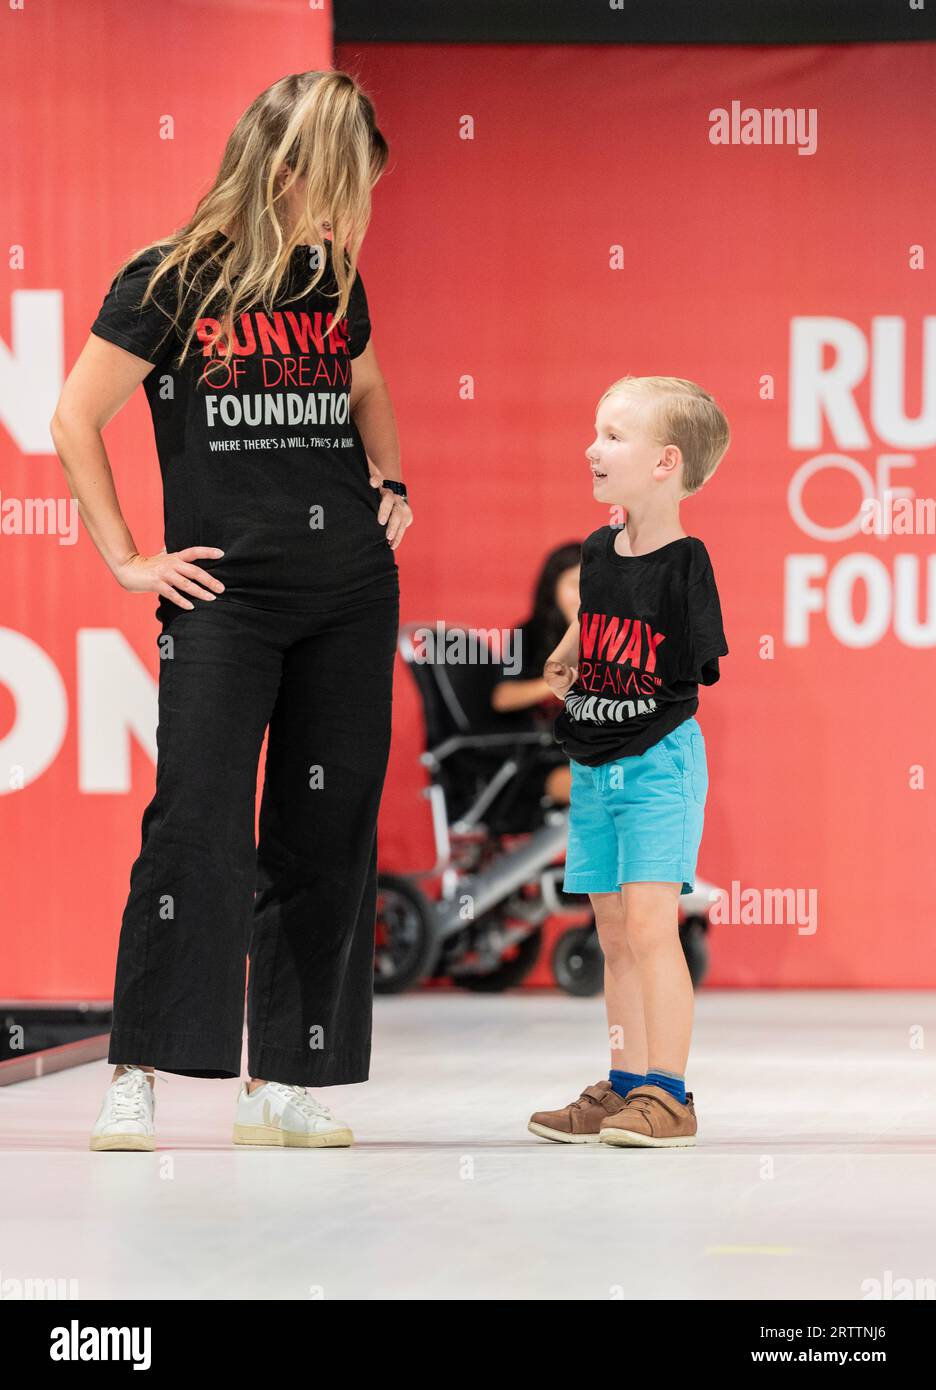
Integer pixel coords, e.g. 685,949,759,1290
115,546,226,610
368,464,413,551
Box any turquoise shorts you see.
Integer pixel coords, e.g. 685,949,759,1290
562,717,709,897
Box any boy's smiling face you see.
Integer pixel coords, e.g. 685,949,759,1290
587,390,680,507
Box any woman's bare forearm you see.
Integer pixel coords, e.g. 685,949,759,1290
50,409,138,575
351,380,403,483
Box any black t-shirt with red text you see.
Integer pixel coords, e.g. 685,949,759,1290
553,526,728,765
90,240,398,610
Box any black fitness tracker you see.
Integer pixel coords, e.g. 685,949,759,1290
381,478,408,500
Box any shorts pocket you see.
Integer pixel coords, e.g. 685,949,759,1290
685,727,708,806
656,730,684,779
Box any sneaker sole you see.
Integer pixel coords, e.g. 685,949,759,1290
89,1133,155,1152
528,1121,601,1144
232,1123,354,1148
599,1128,696,1148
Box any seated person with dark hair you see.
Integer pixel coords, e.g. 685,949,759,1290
491,542,582,807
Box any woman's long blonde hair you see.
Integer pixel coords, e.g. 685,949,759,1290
115,70,388,374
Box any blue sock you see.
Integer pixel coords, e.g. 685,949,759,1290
608,1069,646,1099
645,1069,687,1105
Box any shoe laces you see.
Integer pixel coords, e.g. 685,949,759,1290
266,1083,334,1121
110,1067,158,1119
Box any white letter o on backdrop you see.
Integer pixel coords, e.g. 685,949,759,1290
0,627,68,793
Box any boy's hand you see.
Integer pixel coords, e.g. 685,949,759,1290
544,658,578,700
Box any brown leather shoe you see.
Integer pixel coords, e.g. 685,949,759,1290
528,1080,630,1144
599,1085,698,1148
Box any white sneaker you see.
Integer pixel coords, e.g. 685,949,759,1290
233,1081,354,1148
89,1065,157,1151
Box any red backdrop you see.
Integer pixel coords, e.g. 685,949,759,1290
2,5,935,993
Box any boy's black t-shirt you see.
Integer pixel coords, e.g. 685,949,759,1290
90,240,398,610
553,526,728,766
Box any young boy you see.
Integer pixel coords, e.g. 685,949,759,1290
529,375,729,1148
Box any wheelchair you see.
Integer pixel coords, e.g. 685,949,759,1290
374,622,714,995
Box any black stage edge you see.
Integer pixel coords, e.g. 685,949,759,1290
334,0,934,45
0,1033,109,1084
0,1001,112,1081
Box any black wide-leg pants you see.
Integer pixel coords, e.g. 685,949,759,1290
107,582,399,1084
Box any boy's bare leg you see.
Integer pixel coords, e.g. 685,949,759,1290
591,891,648,1074
619,881,693,1075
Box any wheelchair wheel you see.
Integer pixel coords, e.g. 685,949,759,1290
679,914,710,988
450,926,543,992
550,913,710,995
374,874,439,995
552,921,603,997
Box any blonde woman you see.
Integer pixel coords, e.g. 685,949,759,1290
50,71,412,1151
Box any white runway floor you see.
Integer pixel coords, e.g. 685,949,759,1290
2,990,935,1301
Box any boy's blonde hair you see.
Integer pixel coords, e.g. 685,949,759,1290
599,375,730,497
